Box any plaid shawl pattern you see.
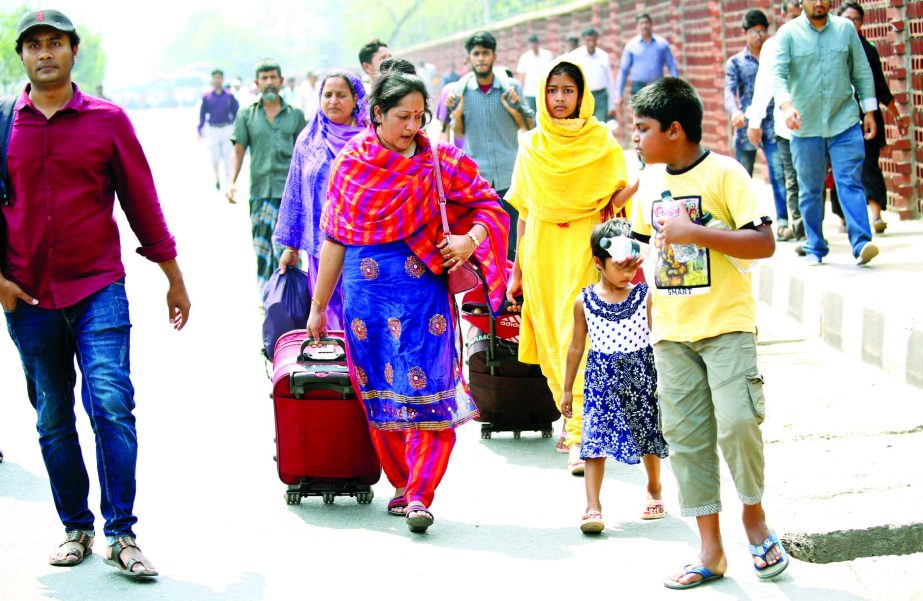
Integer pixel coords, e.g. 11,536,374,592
322,126,510,313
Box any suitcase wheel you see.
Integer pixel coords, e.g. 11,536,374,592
356,491,374,504
322,492,336,505
285,491,302,505
513,431,521,439
542,429,553,439
481,429,492,440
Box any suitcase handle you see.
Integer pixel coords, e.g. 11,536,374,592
291,370,355,399
299,337,347,362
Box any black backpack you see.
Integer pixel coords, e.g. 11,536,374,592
0,95,17,206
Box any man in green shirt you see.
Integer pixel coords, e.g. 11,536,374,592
772,0,879,266
229,59,307,288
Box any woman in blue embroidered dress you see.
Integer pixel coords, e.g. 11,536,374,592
561,219,669,534
306,59,509,533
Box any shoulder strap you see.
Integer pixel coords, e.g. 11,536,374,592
457,68,510,96
429,141,451,237
493,68,510,93
456,72,474,98
0,95,18,206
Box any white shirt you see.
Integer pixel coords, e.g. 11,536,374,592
297,80,319,121
745,35,790,139
516,48,553,97
567,46,616,110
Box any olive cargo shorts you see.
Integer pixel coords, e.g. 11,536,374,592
654,331,767,517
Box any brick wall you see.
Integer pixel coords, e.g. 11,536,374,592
403,0,921,218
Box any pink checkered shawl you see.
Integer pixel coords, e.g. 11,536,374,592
322,127,510,313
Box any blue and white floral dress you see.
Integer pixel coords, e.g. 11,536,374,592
580,283,669,463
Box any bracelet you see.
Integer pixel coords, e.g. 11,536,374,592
466,231,481,248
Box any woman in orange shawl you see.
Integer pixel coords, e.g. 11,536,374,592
307,59,509,533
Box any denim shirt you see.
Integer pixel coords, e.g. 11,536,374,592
772,14,876,138
615,34,679,97
725,46,775,151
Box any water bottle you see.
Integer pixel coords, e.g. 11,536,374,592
600,236,649,262
701,212,754,274
660,190,699,263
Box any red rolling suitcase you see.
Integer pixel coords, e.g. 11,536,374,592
271,330,381,505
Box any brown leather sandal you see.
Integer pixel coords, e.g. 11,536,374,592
49,530,93,567
104,536,158,579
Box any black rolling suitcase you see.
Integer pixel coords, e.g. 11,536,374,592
462,289,559,440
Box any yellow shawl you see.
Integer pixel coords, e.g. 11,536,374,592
506,59,628,224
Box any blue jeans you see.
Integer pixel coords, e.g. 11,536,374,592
790,124,872,259
5,280,138,538
736,139,788,226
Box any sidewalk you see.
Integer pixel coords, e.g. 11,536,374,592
755,302,923,571
753,193,923,389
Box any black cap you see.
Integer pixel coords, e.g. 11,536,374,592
527,34,539,42
16,9,76,43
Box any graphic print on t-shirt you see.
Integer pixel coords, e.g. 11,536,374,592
651,195,711,296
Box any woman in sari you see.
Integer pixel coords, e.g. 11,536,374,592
275,70,369,330
306,59,509,533
505,59,637,475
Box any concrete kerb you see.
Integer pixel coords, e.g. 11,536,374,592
754,307,923,565
749,197,923,563
753,217,923,389
783,524,923,564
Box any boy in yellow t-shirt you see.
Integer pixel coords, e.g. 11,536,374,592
628,78,786,590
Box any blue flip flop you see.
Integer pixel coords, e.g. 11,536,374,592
750,530,790,580
663,564,724,590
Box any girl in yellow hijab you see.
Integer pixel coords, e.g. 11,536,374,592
506,59,637,474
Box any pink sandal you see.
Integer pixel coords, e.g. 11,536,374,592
641,499,666,520
580,512,605,533
568,460,585,476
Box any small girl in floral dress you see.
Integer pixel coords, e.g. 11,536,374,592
562,219,669,533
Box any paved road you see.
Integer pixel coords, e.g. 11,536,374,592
0,108,920,601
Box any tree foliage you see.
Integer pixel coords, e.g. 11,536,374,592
0,5,29,94
157,0,565,79
73,29,107,91
161,11,272,82
360,0,562,48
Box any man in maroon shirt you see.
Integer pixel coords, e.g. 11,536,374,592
0,10,190,580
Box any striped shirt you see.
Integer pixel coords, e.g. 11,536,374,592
457,74,532,191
